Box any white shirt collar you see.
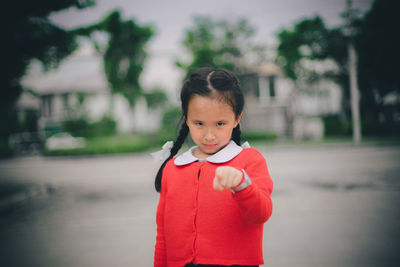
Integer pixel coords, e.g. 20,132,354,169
174,140,250,166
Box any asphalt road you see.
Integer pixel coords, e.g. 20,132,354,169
0,143,399,267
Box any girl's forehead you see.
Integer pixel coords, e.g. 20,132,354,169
187,95,235,117
188,94,231,108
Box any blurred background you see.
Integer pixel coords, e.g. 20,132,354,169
1,0,399,266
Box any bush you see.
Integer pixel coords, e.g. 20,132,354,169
155,107,182,144
361,111,400,137
62,115,116,137
90,116,116,137
44,135,151,156
143,89,168,109
0,138,13,158
322,115,352,136
63,117,90,137
242,131,278,142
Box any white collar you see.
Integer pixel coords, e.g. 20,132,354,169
174,140,250,166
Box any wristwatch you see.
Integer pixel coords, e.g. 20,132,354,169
231,169,252,193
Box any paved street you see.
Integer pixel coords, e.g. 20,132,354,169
0,143,399,267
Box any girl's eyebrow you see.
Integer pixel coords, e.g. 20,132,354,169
191,119,229,123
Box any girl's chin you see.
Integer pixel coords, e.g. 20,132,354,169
200,144,223,154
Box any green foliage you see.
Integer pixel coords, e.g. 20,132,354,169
242,131,278,142
356,0,400,98
162,107,182,130
0,0,94,137
63,115,116,137
177,16,265,78
18,110,39,133
0,138,13,158
323,113,399,137
0,109,19,138
44,134,151,156
143,89,168,109
91,116,117,136
156,107,182,144
63,117,90,137
276,1,400,137
276,16,345,81
362,113,400,137
355,0,400,135
76,92,86,105
72,10,155,106
322,115,352,136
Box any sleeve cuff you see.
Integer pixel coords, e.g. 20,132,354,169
231,169,252,193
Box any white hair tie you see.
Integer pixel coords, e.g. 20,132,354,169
150,141,174,162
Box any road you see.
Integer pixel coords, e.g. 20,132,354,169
0,143,399,267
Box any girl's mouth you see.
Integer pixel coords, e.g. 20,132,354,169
204,144,217,149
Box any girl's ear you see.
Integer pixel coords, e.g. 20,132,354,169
234,113,242,127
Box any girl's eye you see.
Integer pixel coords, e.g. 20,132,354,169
195,122,203,126
217,122,224,127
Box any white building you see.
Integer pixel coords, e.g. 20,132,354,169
20,43,161,135
239,62,342,140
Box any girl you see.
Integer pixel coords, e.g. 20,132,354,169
153,67,273,267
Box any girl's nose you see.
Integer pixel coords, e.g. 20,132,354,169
204,128,216,141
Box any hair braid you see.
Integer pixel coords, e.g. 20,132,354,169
231,124,242,146
154,122,189,192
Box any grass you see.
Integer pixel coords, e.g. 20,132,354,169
44,134,153,156
37,133,400,157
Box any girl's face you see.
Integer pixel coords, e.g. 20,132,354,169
186,94,241,159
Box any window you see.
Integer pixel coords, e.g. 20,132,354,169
268,76,276,98
41,95,53,117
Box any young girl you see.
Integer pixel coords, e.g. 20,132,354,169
153,67,273,267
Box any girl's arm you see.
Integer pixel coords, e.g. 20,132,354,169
232,149,273,224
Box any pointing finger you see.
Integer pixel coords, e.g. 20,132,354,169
213,176,224,191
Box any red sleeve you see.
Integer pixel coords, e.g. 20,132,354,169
154,165,168,266
233,149,273,224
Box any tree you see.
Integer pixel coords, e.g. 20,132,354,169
355,0,400,135
0,0,95,137
276,16,345,81
72,10,155,107
143,88,169,110
177,16,267,78
276,0,400,136
276,16,349,137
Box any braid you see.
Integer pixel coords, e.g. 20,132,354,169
231,124,242,146
154,122,189,192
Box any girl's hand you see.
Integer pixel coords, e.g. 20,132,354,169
213,166,243,191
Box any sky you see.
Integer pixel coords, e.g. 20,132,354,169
48,0,374,97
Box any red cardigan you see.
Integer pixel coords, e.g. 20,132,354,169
154,146,273,267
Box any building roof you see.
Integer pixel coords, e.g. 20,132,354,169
21,43,109,95
236,61,283,77
255,63,282,76
16,91,40,110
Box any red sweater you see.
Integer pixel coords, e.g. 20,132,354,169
154,145,273,267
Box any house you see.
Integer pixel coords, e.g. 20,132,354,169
238,62,342,140
20,42,162,135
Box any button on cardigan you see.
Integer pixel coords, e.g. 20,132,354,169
154,142,273,267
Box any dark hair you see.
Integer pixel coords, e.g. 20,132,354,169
154,67,245,192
